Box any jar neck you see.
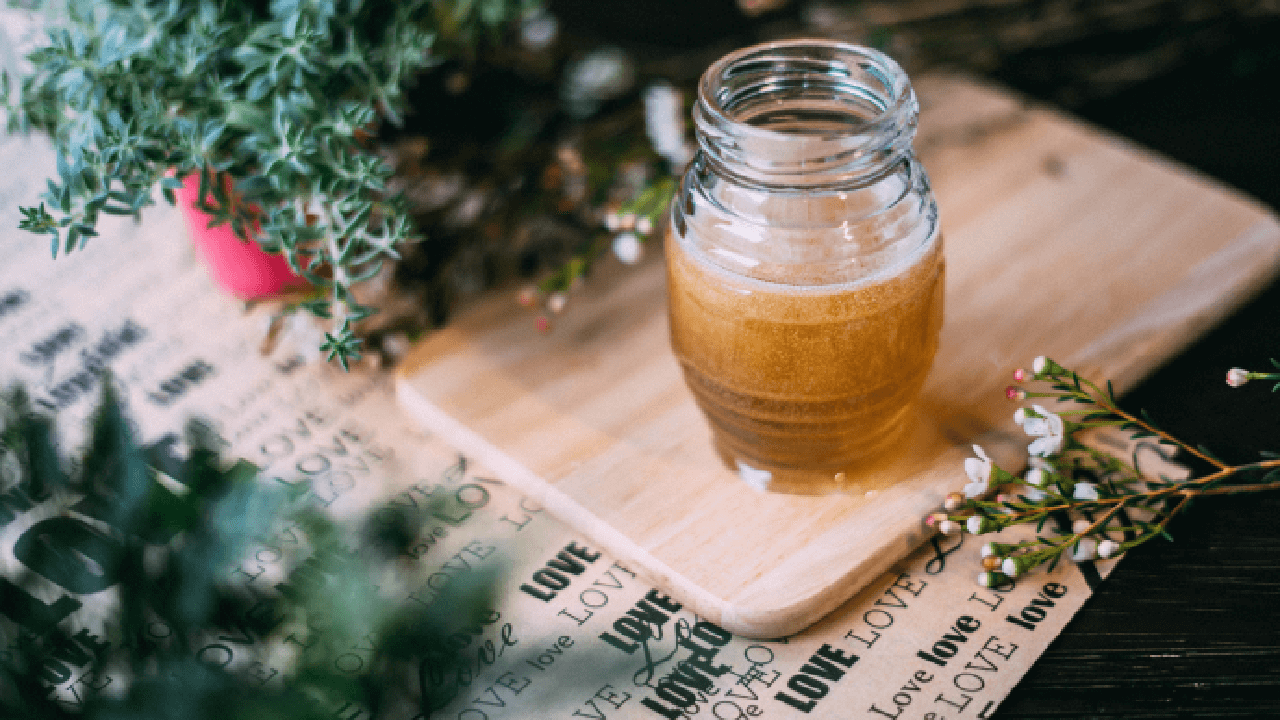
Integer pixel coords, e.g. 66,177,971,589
693,40,919,189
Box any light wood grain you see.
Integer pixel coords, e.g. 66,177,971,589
396,73,1280,638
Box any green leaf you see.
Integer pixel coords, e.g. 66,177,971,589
1196,444,1222,464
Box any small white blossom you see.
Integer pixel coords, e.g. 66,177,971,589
1072,538,1098,561
1000,558,1020,578
643,81,695,169
547,292,567,314
1032,356,1049,375
520,12,558,49
612,232,643,265
1226,368,1250,388
981,542,997,558
1021,404,1065,457
1073,482,1099,501
1071,518,1092,534
636,216,653,235
966,516,986,534
1024,467,1048,487
963,445,994,498
1024,486,1046,501
1098,539,1121,558
939,520,961,536
1013,407,1027,425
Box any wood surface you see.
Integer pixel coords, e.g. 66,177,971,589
396,72,1280,638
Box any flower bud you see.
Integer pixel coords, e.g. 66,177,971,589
979,571,1007,588
1071,518,1092,535
981,555,1003,571
547,292,567,314
1098,539,1121,559
1013,368,1028,382
1001,554,1037,578
1024,467,1048,487
939,520,961,536
612,232,643,265
1073,482,1100,501
1072,538,1098,561
1032,355,1050,375
1226,368,1250,388
944,491,965,512
1005,386,1026,401
967,515,995,534
924,512,948,528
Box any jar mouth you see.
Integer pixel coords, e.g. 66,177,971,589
694,39,918,188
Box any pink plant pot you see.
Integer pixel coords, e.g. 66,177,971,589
176,175,306,299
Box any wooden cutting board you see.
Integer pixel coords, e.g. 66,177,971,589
396,73,1280,638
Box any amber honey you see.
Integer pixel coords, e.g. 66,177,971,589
667,225,943,473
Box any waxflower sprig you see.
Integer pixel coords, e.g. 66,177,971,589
927,355,1280,587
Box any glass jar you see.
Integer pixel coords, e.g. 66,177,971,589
667,39,944,491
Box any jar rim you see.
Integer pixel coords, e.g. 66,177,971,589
693,38,919,188
696,38,914,143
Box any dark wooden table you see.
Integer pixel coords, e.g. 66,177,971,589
995,30,1280,719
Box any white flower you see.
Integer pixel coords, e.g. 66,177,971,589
1013,407,1027,425
520,12,558,50
1024,486,1046,501
1000,558,1020,578
636,216,653,235
1098,539,1121,559
1071,518,1092,534
966,516,986,534
963,445,994,498
1073,482,1099,501
1072,538,1098,561
643,81,695,169
1032,356,1049,375
1024,467,1048,487
939,520,961,536
981,542,998,558
1021,404,1065,457
612,232,643,265
547,292,567,314
1226,368,1251,388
